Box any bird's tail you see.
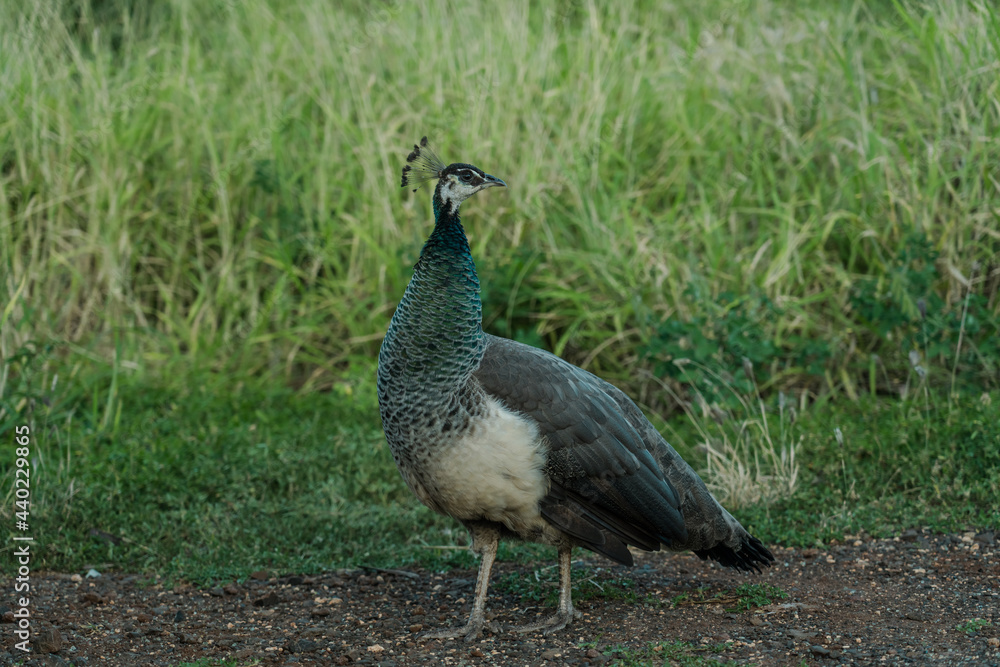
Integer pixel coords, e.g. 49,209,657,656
694,533,774,573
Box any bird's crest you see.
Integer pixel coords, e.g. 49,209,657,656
401,136,447,192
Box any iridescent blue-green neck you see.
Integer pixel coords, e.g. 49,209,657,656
378,189,485,399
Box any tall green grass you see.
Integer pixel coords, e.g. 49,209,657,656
1,1,999,578
3,0,997,403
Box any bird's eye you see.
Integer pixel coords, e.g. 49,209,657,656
459,172,473,183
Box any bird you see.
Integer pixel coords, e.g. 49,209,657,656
377,137,774,642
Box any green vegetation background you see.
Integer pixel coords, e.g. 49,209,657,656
1,0,998,581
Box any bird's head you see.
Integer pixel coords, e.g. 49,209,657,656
401,137,505,215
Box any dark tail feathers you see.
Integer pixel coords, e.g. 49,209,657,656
694,534,774,573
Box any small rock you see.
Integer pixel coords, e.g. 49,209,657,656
900,529,919,542
172,610,186,623
904,611,927,621
788,629,818,641
80,592,105,605
287,639,320,653
285,575,304,585
986,637,999,648
2,611,13,623
541,649,561,659
85,569,101,579
233,647,256,659
974,531,995,545
253,592,281,607
250,570,269,581
35,627,63,653
470,648,484,657
310,608,331,617
409,624,423,633
209,587,225,597
810,645,831,656
749,616,763,626
223,584,241,595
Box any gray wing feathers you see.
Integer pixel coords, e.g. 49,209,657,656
473,335,769,560
474,335,754,557
598,379,751,554
474,335,773,572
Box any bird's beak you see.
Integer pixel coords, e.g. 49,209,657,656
483,174,506,188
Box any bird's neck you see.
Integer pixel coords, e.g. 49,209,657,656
382,195,485,396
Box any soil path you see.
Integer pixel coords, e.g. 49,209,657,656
2,530,997,666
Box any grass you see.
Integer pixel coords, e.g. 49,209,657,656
496,566,787,611
1,0,999,583
601,640,735,666
727,582,788,611
956,619,994,636
2,0,998,398
668,582,788,612
495,566,640,606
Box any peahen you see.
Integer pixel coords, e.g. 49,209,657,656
377,137,774,641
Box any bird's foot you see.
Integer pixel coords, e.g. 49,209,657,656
511,607,581,635
422,618,501,643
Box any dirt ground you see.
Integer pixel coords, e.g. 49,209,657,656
2,529,998,667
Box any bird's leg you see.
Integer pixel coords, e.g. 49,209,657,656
422,527,499,642
512,545,581,634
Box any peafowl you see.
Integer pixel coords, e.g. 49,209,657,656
377,137,774,641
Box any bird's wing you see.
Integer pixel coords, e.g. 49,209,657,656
473,335,688,565
474,335,773,572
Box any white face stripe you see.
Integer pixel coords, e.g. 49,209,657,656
437,165,500,212
452,167,483,180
